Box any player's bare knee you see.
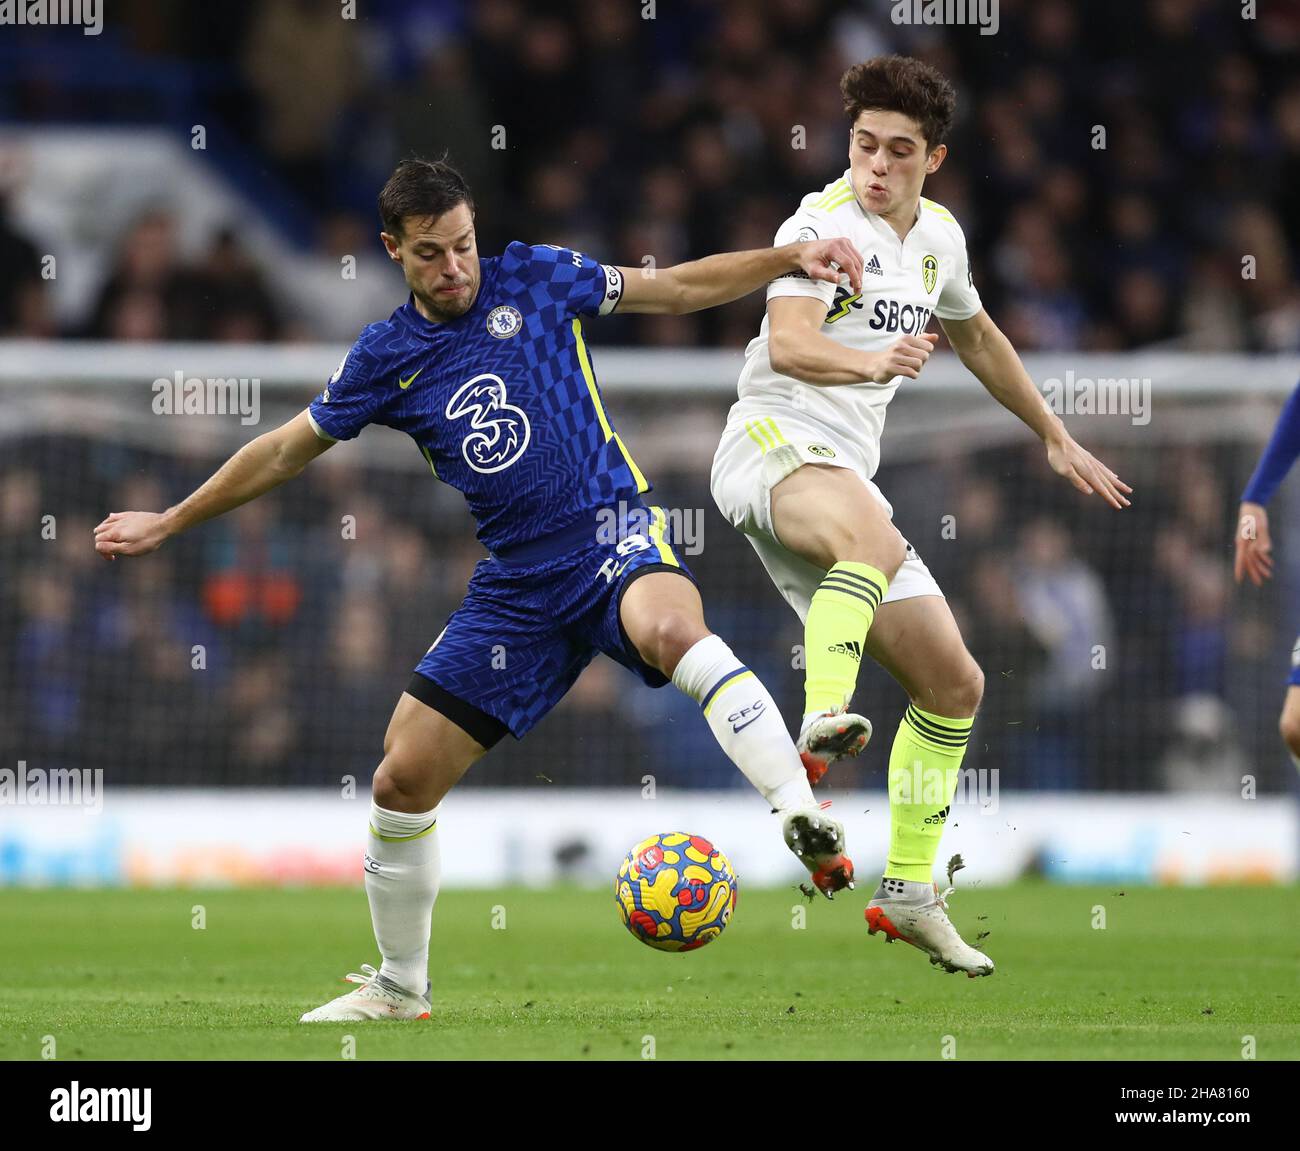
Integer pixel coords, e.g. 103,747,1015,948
952,662,985,716
839,526,906,579
648,611,708,676
922,661,983,718
371,762,412,810
802,519,904,577
875,531,908,579
372,755,440,812
371,764,404,810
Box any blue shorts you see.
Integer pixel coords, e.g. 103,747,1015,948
408,502,696,744
1289,635,1300,687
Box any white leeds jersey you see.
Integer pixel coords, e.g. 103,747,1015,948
732,170,982,480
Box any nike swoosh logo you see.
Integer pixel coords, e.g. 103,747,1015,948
398,369,423,390
732,712,764,734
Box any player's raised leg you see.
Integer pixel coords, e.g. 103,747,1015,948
858,594,993,976
300,692,490,1021
619,570,853,896
769,462,904,778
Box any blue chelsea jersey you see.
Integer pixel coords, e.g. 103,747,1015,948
307,242,646,554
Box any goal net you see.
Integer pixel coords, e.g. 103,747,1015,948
2,343,1296,795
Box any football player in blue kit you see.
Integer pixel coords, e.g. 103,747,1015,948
1236,379,1300,773
94,158,867,1021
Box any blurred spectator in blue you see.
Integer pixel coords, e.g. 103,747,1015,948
1017,518,1115,788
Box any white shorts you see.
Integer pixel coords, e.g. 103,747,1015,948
709,411,943,623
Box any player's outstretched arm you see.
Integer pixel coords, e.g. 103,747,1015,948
614,238,863,315
1235,381,1300,584
93,410,333,560
941,309,1132,510
768,295,938,386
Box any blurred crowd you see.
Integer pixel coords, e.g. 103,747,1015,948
2,0,1299,350
0,401,1291,794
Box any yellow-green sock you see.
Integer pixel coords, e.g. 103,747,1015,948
885,704,974,883
803,561,888,717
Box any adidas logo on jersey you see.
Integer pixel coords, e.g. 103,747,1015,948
828,639,862,661
865,254,883,276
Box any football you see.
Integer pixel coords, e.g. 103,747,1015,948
615,832,738,952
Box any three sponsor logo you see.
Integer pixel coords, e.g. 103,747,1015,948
445,373,531,473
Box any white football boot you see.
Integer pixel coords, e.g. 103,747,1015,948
865,877,994,977
299,963,432,1022
797,709,873,785
782,809,855,899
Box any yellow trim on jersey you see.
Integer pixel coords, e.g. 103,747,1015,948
612,434,648,491
369,820,437,843
814,179,849,210
702,669,755,717
572,318,613,439
921,197,955,222
826,291,862,323
648,505,680,568
822,189,857,212
571,317,650,493
419,443,439,479
744,417,787,454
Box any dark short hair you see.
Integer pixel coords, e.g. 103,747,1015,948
378,156,475,238
840,56,957,150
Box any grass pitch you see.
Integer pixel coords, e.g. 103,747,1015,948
1,882,1295,1060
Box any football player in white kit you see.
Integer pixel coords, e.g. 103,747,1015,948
711,56,1132,976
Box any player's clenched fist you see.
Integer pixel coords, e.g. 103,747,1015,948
864,332,938,383
93,510,171,561
796,237,863,292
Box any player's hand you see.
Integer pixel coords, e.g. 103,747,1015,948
864,333,938,383
1045,435,1132,509
796,238,863,292
93,511,172,561
1234,501,1273,586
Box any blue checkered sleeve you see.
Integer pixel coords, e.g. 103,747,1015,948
503,241,624,318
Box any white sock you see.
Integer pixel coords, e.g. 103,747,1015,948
672,635,815,812
875,876,934,903
800,706,843,735
365,801,441,996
